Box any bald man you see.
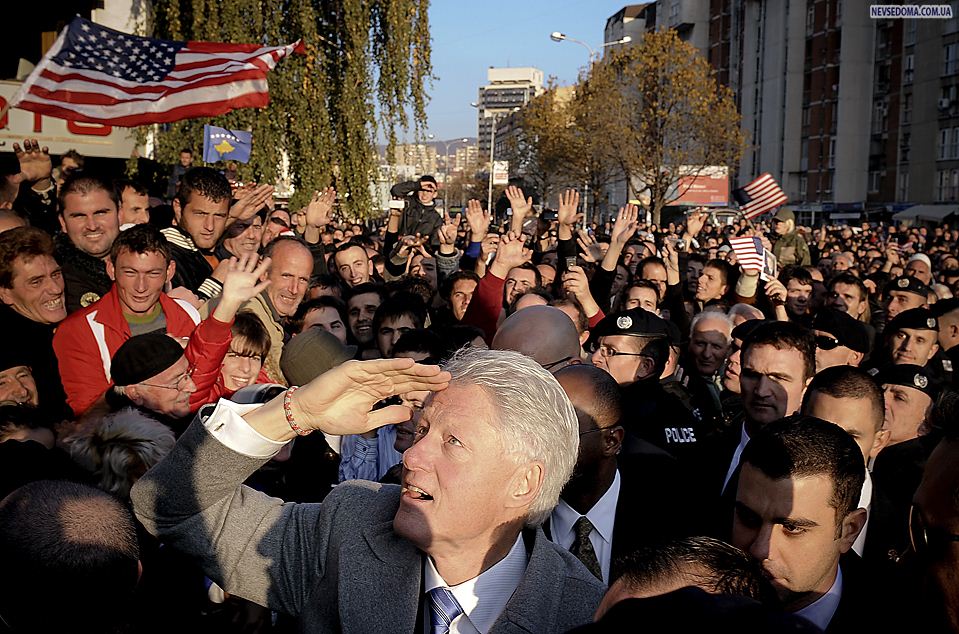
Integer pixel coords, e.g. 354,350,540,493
548,364,687,584
492,305,583,373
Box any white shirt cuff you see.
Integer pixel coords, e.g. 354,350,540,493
202,399,289,458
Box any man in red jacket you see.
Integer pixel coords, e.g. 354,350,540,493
53,224,268,416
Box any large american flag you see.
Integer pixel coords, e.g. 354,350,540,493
731,173,788,220
11,17,300,127
728,236,766,272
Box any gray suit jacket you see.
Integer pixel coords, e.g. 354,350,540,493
132,419,605,633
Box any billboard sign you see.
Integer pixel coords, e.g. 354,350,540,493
671,165,729,206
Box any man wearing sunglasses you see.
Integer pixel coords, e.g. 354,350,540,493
812,308,870,372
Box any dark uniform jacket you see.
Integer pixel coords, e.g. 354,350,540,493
54,232,112,313
620,376,705,465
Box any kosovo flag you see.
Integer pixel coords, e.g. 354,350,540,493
203,124,252,163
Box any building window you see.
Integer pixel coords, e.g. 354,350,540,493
801,138,809,171
940,129,951,160
946,1,959,34
807,3,815,36
936,169,959,201
952,127,959,158
898,171,909,201
905,19,917,46
828,137,837,168
869,171,882,193
903,93,913,124
836,0,842,27
872,101,888,135
945,43,959,76
901,132,911,162
669,0,680,24
799,174,808,200
904,54,914,84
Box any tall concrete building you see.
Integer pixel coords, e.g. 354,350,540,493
657,0,710,57
389,143,438,177
705,0,959,219
476,67,544,163
605,4,656,50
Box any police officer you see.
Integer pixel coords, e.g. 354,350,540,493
590,307,703,464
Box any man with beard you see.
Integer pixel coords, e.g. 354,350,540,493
55,173,120,312
547,364,686,584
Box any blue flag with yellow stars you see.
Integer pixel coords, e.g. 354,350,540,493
203,124,252,163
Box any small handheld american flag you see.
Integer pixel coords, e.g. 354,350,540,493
728,236,766,273
731,173,788,220
10,16,301,127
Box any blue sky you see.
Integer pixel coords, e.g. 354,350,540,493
419,0,633,142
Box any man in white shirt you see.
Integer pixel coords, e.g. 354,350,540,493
801,366,889,556
132,348,605,633
732,416,874,633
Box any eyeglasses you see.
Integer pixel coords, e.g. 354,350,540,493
579,425,622,437
542,356,574,371
590,344,646,359
815,335,842,351
138,366,195,391
909,504,959,555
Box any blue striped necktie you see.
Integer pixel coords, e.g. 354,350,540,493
428,587,464,634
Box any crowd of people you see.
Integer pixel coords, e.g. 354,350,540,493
1,139,959,633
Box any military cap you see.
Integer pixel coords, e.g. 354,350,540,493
886,307,938,333
813,308,870,354
886,275,930,298
592,307,671,340
773,208,795,223
931,297,959,318
876,363,943,399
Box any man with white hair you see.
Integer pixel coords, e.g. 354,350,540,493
132,349,605,632
685,310,734,431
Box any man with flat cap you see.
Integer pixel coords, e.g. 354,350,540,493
813,307,871,372
884,275,929,324
867,363,946,566
104,332,198,428
590,307,702,463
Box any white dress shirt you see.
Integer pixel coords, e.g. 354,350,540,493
423,534,528,634
722,423,751,493
794,565,843,631
549,470,621,584
202,400,287,457
852,469,873,556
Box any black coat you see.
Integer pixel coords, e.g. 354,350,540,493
0,305,68,419
825,552,886,633
54,232,112,313
620,377,706,466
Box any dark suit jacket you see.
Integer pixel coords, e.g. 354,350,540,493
132,419,605,633
825,552,884,634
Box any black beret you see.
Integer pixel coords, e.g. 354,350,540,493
931,297,959,318
886,275,930,298
875,363,943,399
731,318,768,344
0,346,33,374
110,332,185,387
813,308,870,353
592,307,671,340
886,307,938,333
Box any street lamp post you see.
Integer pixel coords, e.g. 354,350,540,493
427,134,469,210
549,31,632,224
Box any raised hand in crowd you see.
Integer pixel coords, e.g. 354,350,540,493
229,183,275,222
562,264,601,319
505,185,533,235
683,206,709,243
576,229,603,264
12,139,52,187
465,198,491,242
489,230,531,278
437,213,461,254
213,253,272,322
557,188,582,241
601,204,639,272
763,276,789,321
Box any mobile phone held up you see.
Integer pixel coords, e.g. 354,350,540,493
388,199,405,210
